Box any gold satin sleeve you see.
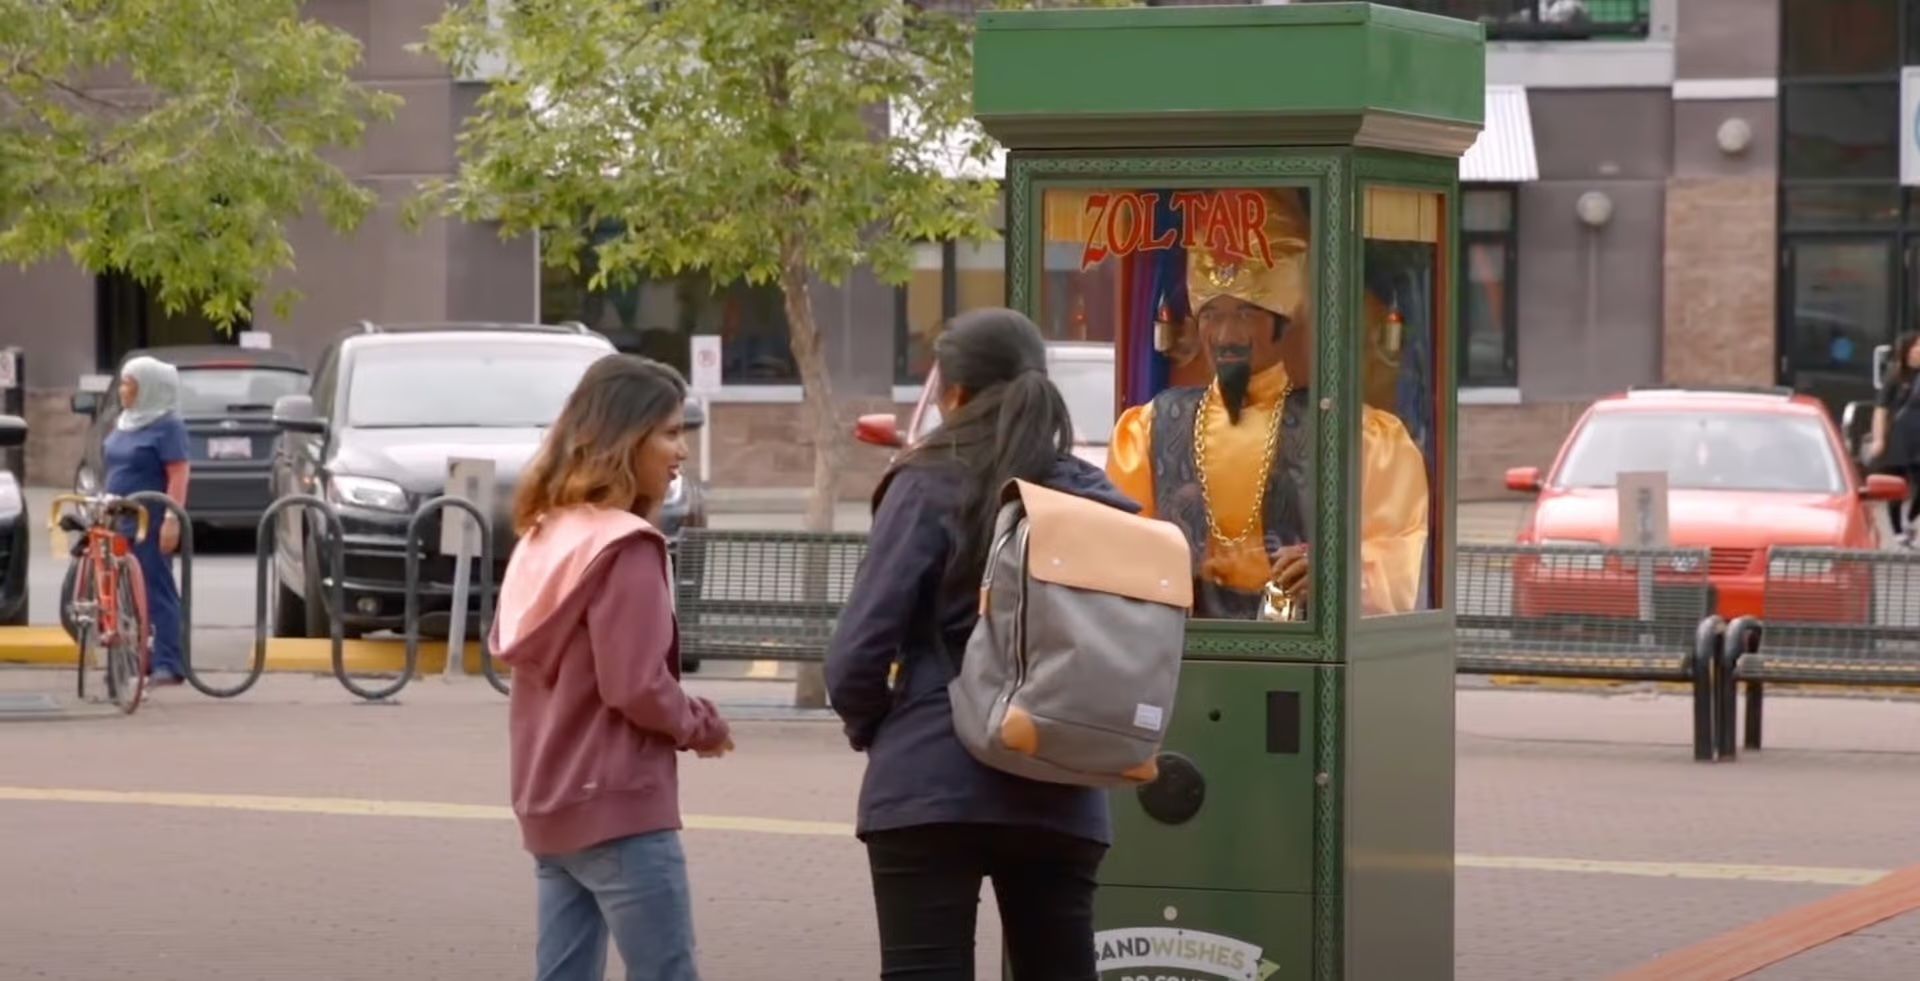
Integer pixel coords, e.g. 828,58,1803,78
1358,406,1431,616
1106,402,1158,519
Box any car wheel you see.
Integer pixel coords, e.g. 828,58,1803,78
269,555,306,639
301,538,333,640
2,581,27,627
57,560,80,641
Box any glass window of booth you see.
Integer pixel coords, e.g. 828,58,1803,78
1040,185,1320,624
1359,186,1443,617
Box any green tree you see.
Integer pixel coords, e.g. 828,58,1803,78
0,1,398,325
418,0,1097,532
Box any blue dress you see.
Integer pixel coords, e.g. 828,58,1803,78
103,414,190,679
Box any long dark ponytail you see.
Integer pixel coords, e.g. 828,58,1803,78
896,308,1074,594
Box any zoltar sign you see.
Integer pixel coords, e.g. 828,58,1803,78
1077,189,1285,269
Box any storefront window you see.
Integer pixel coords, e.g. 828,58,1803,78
895,240,1007,385
1359,186,1441,617
1047,185,1320,623
541,261,798,385
1460,188,1516,388
1782,0,1898,77
1782,84,1899,181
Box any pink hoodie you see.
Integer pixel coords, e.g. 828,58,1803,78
491,505,730,856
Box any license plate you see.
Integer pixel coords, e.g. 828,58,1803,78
208,437,252,460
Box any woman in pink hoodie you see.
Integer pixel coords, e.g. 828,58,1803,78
492,354,733,981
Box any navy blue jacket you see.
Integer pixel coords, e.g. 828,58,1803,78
826,455,1136,846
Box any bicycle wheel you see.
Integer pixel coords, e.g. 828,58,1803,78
69,557,98,702
103,555,150,715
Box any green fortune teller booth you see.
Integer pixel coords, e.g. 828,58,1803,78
972,5,1483,979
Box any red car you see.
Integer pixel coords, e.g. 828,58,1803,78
1504,387,1907,621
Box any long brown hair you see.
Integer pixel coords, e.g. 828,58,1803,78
513,354,686,534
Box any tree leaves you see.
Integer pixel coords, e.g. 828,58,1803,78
416,0,1015,293
0,0,396,327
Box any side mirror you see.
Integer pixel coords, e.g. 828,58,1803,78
0,415,27,449
854,413,903,449
682,398,706,433
69,391,99,415
1862,473,1909,502
273,394,327,436
1504,467,1543,494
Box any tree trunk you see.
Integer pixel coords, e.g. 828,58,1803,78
779,243,840,710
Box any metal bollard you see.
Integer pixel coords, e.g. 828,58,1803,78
404,497,504,696
123,492,227,697
253,495,361,699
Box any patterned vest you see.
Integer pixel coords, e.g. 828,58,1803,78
1147,386,1313,619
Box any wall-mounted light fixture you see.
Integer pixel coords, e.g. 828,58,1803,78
1716,117,1754,156
1575,190,1614,228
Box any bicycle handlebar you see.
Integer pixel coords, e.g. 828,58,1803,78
49,493,151,545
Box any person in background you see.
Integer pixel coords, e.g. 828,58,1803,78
105,356,190,687
493,354,733,981
827,308,1135,980
1869,331,1920,546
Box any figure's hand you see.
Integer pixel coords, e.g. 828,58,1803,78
1868,437,1885,461
696,736,734,759
160,513,181,554
1270,545,1310,602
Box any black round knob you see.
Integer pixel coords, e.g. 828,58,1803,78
1136,752,1205,825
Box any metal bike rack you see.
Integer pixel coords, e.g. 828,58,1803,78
253,495,358,698
404,496,504,696
122,492,224,697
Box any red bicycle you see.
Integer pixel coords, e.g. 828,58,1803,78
52,493,152,714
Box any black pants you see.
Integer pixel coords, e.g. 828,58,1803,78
1887,464,1920,532
864,823,1106,981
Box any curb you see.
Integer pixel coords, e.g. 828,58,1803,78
0,630,508,678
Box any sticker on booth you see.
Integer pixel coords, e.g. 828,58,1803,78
1095,926,1282,981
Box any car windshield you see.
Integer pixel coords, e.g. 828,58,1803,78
911,350,1116,446
1555,410,1845,494
175,367,308,416
346,342,607,428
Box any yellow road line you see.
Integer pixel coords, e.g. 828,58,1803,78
0,785,1892,885
0,786,844,837
1456,853,1886,887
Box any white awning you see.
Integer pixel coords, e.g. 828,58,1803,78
1460,85,1539,183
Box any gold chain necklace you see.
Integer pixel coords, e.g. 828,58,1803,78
1192,379,1291,547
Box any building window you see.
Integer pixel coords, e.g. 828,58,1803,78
1775,0,1920,408
894,239,1007,385
541,261,798,386
1460,188,1518,389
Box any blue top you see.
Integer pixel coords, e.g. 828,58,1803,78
826,455,1136,846
105,414,190,500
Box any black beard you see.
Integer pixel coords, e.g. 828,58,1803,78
1216,358,1252,424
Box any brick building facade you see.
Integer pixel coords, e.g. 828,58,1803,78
0,0,1855,503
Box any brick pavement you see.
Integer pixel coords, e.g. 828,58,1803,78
1,670,1917,979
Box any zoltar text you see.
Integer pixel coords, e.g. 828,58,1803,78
1079,189,1281,270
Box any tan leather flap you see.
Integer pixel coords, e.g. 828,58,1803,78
1014,479,1194,609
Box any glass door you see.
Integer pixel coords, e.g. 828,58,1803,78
1780,237,1896,414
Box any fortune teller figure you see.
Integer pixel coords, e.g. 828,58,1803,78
1106,189,1429,620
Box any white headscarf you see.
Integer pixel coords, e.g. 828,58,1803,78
117,356,181,431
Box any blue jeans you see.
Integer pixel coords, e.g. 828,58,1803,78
129,521,183,679
534,831,699,981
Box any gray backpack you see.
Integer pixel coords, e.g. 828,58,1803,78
947,479,1193,788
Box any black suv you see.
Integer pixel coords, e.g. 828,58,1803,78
266,322,622,639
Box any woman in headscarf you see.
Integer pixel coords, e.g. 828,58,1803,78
106,356,191,687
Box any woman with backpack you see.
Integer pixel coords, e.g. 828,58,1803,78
492,354,734,981
826,308,1137,980
1870,331,1920,546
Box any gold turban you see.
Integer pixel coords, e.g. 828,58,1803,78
1186,189,1310,322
